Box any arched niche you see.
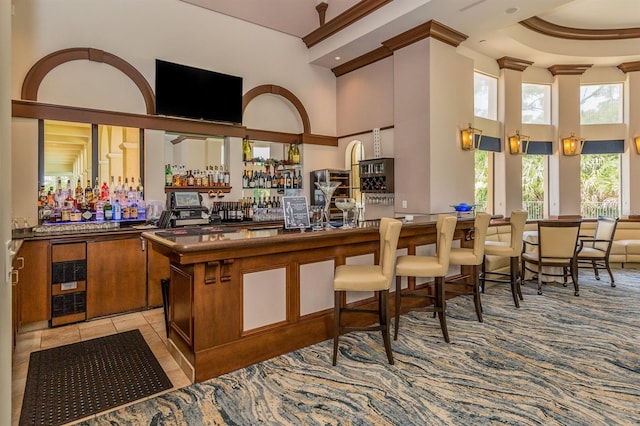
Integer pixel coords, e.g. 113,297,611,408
242,84,311,135
21,47,155,114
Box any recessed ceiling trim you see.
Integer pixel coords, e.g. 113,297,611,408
332,46,393,77
303,0,392,48
520,16,640,41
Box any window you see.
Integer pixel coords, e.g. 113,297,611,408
522,83,551,124
522,155,545,219
474,72,498,120
580,83,623,124
580,154,620,218
474,150,489,213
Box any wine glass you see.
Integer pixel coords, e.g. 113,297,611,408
335,197,356,228
314,181,340,230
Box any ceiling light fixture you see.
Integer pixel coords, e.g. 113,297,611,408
334,56,341,61
505,7,519,14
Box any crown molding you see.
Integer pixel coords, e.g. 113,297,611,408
520,16,640,41
617,61,640,73
497,56,534,72
547,64,593,76
382,20,467,51
303,0,392,48
332,46,392,77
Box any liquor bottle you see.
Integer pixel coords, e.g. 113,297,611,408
104,199,113,220
293,172,299,189
242,136,252,162
113,199,122,220
101,181,110,202
75,178,83,200
297,170,303,188
38,185,47,207
93,177,100,202
292,143,300,164
223,167,230,186
165,164,173,186
137,177,144,200
187,170,195,186
47,186,55,207
84,179,93,203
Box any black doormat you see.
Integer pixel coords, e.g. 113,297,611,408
19,329,173,426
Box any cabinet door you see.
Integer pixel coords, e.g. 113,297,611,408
87,237,146,318
19,240,51,324
147,241,170,307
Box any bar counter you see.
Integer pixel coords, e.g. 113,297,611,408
143,215,475,382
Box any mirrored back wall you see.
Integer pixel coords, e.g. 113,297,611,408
39,119,144,193
164,133,226,172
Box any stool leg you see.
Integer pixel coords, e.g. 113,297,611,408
380,290,394,364
160,278,170,338
435,276,450,343
510,256,520,308
332,291,341,366
394,276,402,341
471,265,483,323
480,256,487,293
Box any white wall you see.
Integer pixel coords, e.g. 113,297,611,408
10,0,340,219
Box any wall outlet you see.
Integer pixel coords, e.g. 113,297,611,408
402,200,407,209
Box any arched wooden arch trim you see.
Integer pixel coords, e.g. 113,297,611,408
21,47,156,114
242,84,311,135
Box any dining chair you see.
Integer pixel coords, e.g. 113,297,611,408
577,216,618,287
446,212,492,322
332,217,402,365
521,220,582,296
480,210,528,308
394,214,457,342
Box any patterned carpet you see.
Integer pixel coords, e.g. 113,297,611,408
82,268,640,425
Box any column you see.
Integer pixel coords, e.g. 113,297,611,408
620,63,640,216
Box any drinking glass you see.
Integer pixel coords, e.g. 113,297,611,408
335,197,356,228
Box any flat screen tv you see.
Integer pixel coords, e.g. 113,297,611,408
155,59,243,125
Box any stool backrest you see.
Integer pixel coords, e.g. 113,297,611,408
592,216,618,253
508,210,528,256
379,218,403,286
538,220,581,260
436,215,458,271
471,212,492,260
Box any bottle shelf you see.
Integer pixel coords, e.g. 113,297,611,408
359,158,394,193
164,185,231,193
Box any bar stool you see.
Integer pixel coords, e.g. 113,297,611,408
394,215,457,342
446,212,492,322
332,217,403,365
480,210,528,307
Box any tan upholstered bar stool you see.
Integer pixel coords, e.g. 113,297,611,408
394,215,457,342
480,210,528,308
332,217,402,366
446,212,492,322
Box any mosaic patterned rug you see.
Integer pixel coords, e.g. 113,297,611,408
82,269,640,425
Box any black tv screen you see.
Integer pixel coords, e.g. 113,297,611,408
155,59,243,124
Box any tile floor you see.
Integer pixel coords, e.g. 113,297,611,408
11,308,192,425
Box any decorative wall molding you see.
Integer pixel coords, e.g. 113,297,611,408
21,47,156,114
303,0,391,48
242,84,311,135
497,56,534,72
316,2,328,26
332,20,467,77
520,16,640,41
547,64,593,76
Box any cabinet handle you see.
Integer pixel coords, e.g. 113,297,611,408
11,269,19,286
140,237,146,252
17,256,25,270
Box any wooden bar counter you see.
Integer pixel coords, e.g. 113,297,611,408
142,215,474,382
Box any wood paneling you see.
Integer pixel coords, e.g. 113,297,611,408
86,237,146,318
147,241,170,307
18,240,51,324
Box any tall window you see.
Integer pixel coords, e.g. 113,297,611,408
522,83,551,124
580,83,623,124
580,154,620,218
474,150,489,212
474,72,498,120
522,155,545,219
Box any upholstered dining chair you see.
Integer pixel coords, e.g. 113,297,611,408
394,214,457,342
480,210,528,308
521,220,582,296
577,216,618,287
332,217,402,365
446,212,492,322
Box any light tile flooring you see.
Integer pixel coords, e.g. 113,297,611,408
11,308,192,425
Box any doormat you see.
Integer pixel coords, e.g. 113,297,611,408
19,329,173,426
